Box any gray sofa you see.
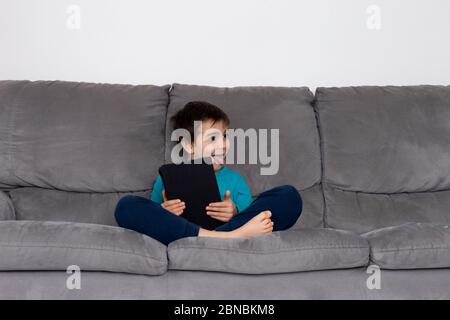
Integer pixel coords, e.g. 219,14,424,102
0,80,449,299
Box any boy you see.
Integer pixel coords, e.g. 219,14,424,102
115,101,302,245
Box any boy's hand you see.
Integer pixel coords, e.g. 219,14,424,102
162,190,185,216
206,190,237,222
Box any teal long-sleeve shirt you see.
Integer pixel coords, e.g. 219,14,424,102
150,165,253,214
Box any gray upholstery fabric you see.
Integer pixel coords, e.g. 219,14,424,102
0,221,168,275
9,187,150,225
2,268,450,299
290,184,324,229
315,86,450,232
0,271,169,300
166,84,321,196
0,80,169,192
323,184,450,234
168,229,369,274
0,81,23,191
167,268,450,300
363,222,450,269
316,85,450,193
0,191,15,220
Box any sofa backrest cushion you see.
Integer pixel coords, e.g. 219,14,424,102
315,86,450,233
0,80,169,224
0,80,169,192
166,84,323,228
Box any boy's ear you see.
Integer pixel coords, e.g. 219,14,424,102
180,138,194,155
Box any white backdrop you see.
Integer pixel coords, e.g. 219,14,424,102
1,0,450,90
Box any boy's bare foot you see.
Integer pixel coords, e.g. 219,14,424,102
198,211,274,239
229,211,274,238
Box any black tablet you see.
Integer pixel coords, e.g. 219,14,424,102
158,159,224,230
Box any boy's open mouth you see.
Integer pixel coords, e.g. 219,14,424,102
211,152,225,165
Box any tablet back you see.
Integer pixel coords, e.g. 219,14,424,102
158,161,224,230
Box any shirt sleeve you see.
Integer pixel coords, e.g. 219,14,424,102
233,175,254,214
150,175,164,204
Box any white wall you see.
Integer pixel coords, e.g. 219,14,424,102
1,0,450,90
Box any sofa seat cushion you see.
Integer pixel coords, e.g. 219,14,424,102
0,221,167,275
363,222,450,269
168,228,370,274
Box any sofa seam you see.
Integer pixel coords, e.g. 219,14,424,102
372,246,450,253
168,245,369,255
9,186,152,195
327,184,450,196
0,242,167,263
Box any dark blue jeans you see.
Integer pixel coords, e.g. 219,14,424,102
114,185,302,245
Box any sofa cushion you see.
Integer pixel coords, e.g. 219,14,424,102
168,228,369,274
363,222,450,269
167,84,323,228
0,221,168,275
0,191,15,220
316,85,450,193
9,187,150,226
0,80,169,192
315,86,450,232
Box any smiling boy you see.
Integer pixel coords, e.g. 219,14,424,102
114,101,303,245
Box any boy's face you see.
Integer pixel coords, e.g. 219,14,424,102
183,119,230,171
